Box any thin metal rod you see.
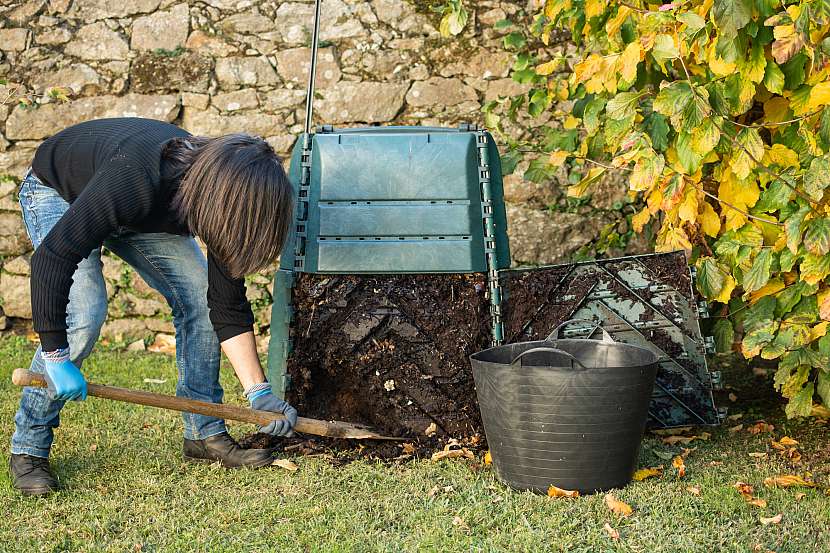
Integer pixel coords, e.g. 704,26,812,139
304,0,323,134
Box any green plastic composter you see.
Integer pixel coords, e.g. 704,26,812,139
267,124,512,397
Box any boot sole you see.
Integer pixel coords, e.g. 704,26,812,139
182,453,274,470
15,483,57,497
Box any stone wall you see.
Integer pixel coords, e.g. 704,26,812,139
0,0,626,348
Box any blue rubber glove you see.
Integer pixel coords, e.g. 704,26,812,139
246,383,297,437
41,349,87,401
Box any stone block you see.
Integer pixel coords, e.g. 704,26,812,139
260,88,305,111
6,94,180,140
101,318,152,343
405,77,477,107
4,253,31,276
31,63,102,95
220,13,274,35
185,30,238,57
215,56,278,88
130,3,189,51
131,52,212,93
315,81,409,124
275,1,365,45
181,108,284,138
275,47,340,88
64,22,129,61
506,205,610,265
182,92,210,110
0,28,30,51
0,272,31,318
68,0,162,20
212,89,259,112
484,78,532,102
440,50,513,79
0,212,30,256
35,27,72,46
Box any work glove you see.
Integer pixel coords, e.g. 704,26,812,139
41,348,87,401
245,382,298,437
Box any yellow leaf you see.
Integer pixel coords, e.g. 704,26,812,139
619,41,642,84
764,97,791,125
544,0,572,19
820,288,830,321
747,497,768,508
715,273,737,304
700,201,722,237
719,171,760,209
632,208,651,233
672,456,687,478
630,154,665,191
573,54,604,83
604,494,633,517
763,475,818,488
547,484,580,498
632,467,663,481
657,226,693,252
585,0,604,19
568,167,605,197
810,321,829,341
563,115,580,130
678,188,699,223
760,513,783,525
749,279,785,304
808,81,830,111
605,6,632,37
549,150,570,167
272,459,299,471
766,144,800,168
535,60,559,76
484,451,492,465
687,485,701,496
431,446,475,462
708,41,737,76
697,0,713,18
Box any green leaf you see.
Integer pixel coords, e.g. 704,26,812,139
493,19,512,30
696,257,731,300
675,132,704,174
730,127,764,179
782,53,808,90
713,319,735,353
690,117,721,156
744,295,777,331
775,282,803,318
500,149,521,176
754,176,793,212
783,201,810,253
652,34,679,72
818,370,830,407
713,0,753,39
524,157,555,183
643,112,670,152
779,248,799,273
678,12,707,36
743,248,774,293
804,156,830,201
543,128,578,151
605,92,641,121
742,319,779,357
803,218,830,256
785,382,814,418
583,98,606,136
503,32,527,50
763,60,785,94
653,81,710,133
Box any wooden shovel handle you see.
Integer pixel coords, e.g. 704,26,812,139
12,369,395,440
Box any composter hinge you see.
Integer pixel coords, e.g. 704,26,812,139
475,130,503,346
317,124,335,134
293,133,314,271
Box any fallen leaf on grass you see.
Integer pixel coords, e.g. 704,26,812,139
811,404,830,418
672,456,686,478
778,436,798,446
431,444,474,462
746,422,775,434
652,426,694,436
734,481,754,497
728,424,744,433
547,485,579,498
632,467,663,481
452,516,469,531
760,513,783,525
727,413,744,421
143,378,167,384
680,447,697,459
401,443,416,455
763,475,817,488
749,452,768,459
605,494,633,517
603,523,620,540
272,459,298,471
424,422,437,437
729,392,738,402
484,451,492,465
747,497,768,508
686,485,701,496
653,450,676,460
661,432,710,445
795,492,807,501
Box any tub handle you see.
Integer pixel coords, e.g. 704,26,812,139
546,318,615,344
510,347,587,370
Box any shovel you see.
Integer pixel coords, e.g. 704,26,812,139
12,368,401,441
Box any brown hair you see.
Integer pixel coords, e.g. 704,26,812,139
164,134,294,278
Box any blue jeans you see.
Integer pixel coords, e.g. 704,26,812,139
11,170,227,458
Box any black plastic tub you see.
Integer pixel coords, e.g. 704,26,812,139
470,319,659,494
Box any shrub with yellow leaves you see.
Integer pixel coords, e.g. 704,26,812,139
488,0,830,417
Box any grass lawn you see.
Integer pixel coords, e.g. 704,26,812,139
0,335,828,552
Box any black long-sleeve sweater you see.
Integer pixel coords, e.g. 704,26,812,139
29,117,254,351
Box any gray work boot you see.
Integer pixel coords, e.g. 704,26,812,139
10,454,58,496
183,432,274,469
